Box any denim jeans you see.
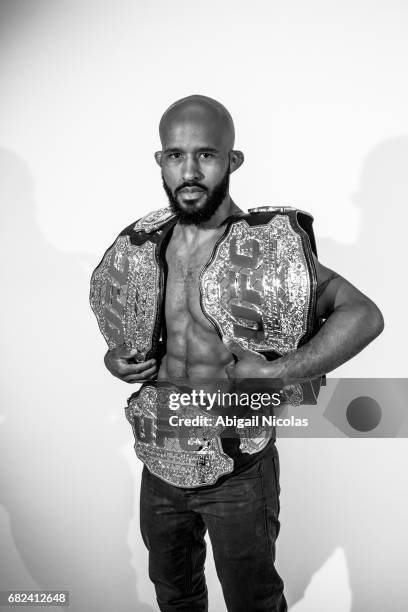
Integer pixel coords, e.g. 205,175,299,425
140,445,287,612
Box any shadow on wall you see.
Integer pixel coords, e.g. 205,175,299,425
0,149,154,612
319,135,408,376
280,137,408,612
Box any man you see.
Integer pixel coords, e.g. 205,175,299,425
101,95,384,611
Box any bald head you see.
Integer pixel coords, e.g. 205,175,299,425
159,95,235,151
155,94,244,225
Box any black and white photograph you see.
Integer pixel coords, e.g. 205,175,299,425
1,2,407,611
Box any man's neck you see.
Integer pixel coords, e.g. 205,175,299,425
176,196,242,241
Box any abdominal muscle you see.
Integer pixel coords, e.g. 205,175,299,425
157,227,234,383
158,320,233,381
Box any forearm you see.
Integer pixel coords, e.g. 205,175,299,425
264,301,384,380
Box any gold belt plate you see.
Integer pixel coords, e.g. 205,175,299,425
90,236,161,360
200,215,315,355
126,385,234,488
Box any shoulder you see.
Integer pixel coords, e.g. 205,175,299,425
92,207,176,277
120,206,176,236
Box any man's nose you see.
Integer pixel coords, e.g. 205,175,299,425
182,155,202,181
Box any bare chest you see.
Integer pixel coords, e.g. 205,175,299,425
164,230,221,325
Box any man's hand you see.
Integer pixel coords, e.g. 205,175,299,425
223,336,269,379
104,346,158,383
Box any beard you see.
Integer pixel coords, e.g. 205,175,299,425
162,170,230,225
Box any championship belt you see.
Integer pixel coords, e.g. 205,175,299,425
90,205,321,487
200,206,321,407
89,207,176,361
125,383,234,488
201,206,317,356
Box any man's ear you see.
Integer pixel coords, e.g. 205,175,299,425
229,150,244,174
154,151,163,166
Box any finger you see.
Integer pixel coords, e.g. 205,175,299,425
222,336,254,360
117,359,156,376
109,346,139,359
222,336,247,359
120,346,138,358
123,365,158,382
124,375,157,383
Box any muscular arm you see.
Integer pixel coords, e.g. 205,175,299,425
262,256,384,380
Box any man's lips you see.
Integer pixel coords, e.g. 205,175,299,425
177,186,206,194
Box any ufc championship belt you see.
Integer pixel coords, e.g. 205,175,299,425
90,205,319,487
124,383,234,488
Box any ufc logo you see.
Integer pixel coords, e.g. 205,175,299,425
227,236,281,341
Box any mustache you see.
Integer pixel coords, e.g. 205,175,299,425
175,182,208,193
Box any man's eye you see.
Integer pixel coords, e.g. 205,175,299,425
200,152,214,159
169,152,182,159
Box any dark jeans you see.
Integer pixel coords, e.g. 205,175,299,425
140,446,287,612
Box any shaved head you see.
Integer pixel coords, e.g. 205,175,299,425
159,95,235,151
155,95,243,226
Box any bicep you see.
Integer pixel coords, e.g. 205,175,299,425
313,255,373,319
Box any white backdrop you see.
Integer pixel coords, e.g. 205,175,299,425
1,1,407,611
